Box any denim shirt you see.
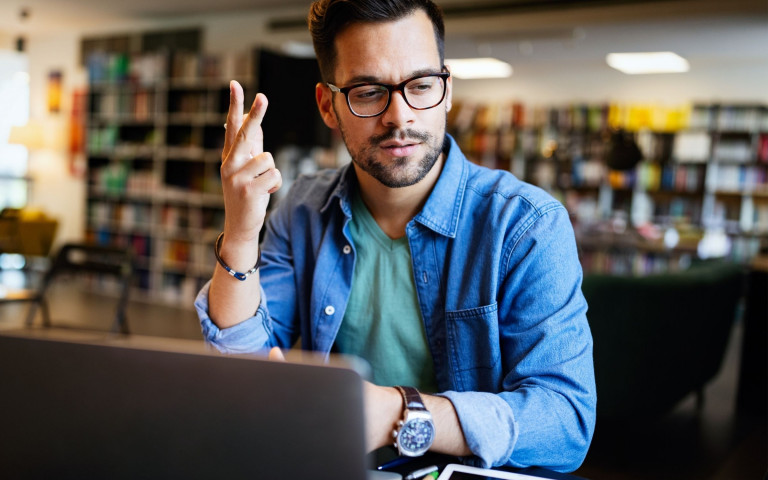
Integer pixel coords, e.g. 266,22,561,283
195,135,596,472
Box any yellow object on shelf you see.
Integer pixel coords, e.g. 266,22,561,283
0,208,59,257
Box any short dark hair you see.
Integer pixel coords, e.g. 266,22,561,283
308,0,445,83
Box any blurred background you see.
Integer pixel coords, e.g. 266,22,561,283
0,1,766,479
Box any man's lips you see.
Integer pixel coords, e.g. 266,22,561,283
380,140,420,157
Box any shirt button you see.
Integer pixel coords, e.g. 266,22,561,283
324,305,335,316
343,245,352,254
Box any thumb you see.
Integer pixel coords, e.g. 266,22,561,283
268,346,285,361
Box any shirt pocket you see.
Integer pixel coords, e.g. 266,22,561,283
445,302,501,392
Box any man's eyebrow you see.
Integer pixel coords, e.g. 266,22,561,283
343,68,443,86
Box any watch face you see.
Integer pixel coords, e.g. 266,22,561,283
398,418,435,455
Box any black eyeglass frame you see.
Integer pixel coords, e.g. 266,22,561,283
327,69,451,118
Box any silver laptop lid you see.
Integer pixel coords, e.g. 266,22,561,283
0,330,369,480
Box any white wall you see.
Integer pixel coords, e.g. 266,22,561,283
17,6,768,246
21,32,85,246
0,33,13,51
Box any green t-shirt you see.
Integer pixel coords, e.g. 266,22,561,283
334,191,438,392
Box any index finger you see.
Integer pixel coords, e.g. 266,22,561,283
223,80,245,158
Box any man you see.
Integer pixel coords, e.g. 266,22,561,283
195,0,596,472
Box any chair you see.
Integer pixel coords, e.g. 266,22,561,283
0,208,58,319
581,260,746,420
24,243,134,334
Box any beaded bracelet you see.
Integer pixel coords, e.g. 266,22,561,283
214,232,261,281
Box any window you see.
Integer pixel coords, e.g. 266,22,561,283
0,50,30,210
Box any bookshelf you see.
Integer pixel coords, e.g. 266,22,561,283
448,101,768,275
85,50,254,305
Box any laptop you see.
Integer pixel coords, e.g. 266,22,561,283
0,329,370,479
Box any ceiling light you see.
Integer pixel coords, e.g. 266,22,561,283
606,52,690,75
445,58,513,79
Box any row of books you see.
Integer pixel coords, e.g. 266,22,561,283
605,163,707,193
168,51,254,83
728,236,763,262
83,233,209,299
709,201,768,240
168,91,222,115
450,101,612,133
449,101,700,134
86,51,254,86
160,272,207,305
689,104,768,132
86,229,153,261
87,126,158,152
87,127,224,153
708,164,768,193
570,159,604,188
89,192,224,227
89,201,153,231
87,52,168,86
160,205,224,234
88,162,223,199
90,163,157,197
715,106,768,132
164,239,217,271
579,250,691,276
162,239,191,265
714,140,760,163
90,89,158,119
745,204,768,235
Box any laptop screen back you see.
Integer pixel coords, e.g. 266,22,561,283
0,331,369,480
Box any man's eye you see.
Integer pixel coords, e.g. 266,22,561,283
407,80,435,94
351,87,386,102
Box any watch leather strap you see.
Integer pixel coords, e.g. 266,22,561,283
396,386,428,413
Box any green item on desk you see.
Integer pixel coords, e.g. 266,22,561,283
404,465,439,480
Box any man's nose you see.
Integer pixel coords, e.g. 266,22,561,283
381,90,416,128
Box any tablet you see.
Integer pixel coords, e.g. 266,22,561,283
436,464,549,480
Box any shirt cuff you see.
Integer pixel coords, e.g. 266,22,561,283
439,390,518,468
194,279,272,355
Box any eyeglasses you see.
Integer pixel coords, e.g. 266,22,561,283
327,69,450,118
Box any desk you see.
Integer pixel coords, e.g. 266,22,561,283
375,450,589,480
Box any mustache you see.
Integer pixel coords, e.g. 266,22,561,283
369,128,431,145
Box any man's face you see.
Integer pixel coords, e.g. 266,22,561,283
326,10,452,188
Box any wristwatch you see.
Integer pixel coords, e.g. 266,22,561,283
392,386,435,457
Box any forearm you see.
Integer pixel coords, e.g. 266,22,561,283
210,83,282,329
209,236,263,329
424,393,472,456
365,384,471,457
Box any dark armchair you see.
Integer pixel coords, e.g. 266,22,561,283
582,261,746,420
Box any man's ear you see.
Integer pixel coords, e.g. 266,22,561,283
316,83,339,129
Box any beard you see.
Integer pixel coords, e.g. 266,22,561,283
336,111,446,188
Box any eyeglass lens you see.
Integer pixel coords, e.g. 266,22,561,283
347,75,446,117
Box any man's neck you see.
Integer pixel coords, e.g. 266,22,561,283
354,153,445,240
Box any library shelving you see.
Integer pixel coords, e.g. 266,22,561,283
85,50,254,305
448,101,768,275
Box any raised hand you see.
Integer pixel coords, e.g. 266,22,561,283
220,80,282,245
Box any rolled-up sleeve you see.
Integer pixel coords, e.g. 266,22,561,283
194,280,273,355
439,391,518,467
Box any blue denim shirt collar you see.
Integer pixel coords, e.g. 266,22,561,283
320,134,467,239
413,135,466,238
